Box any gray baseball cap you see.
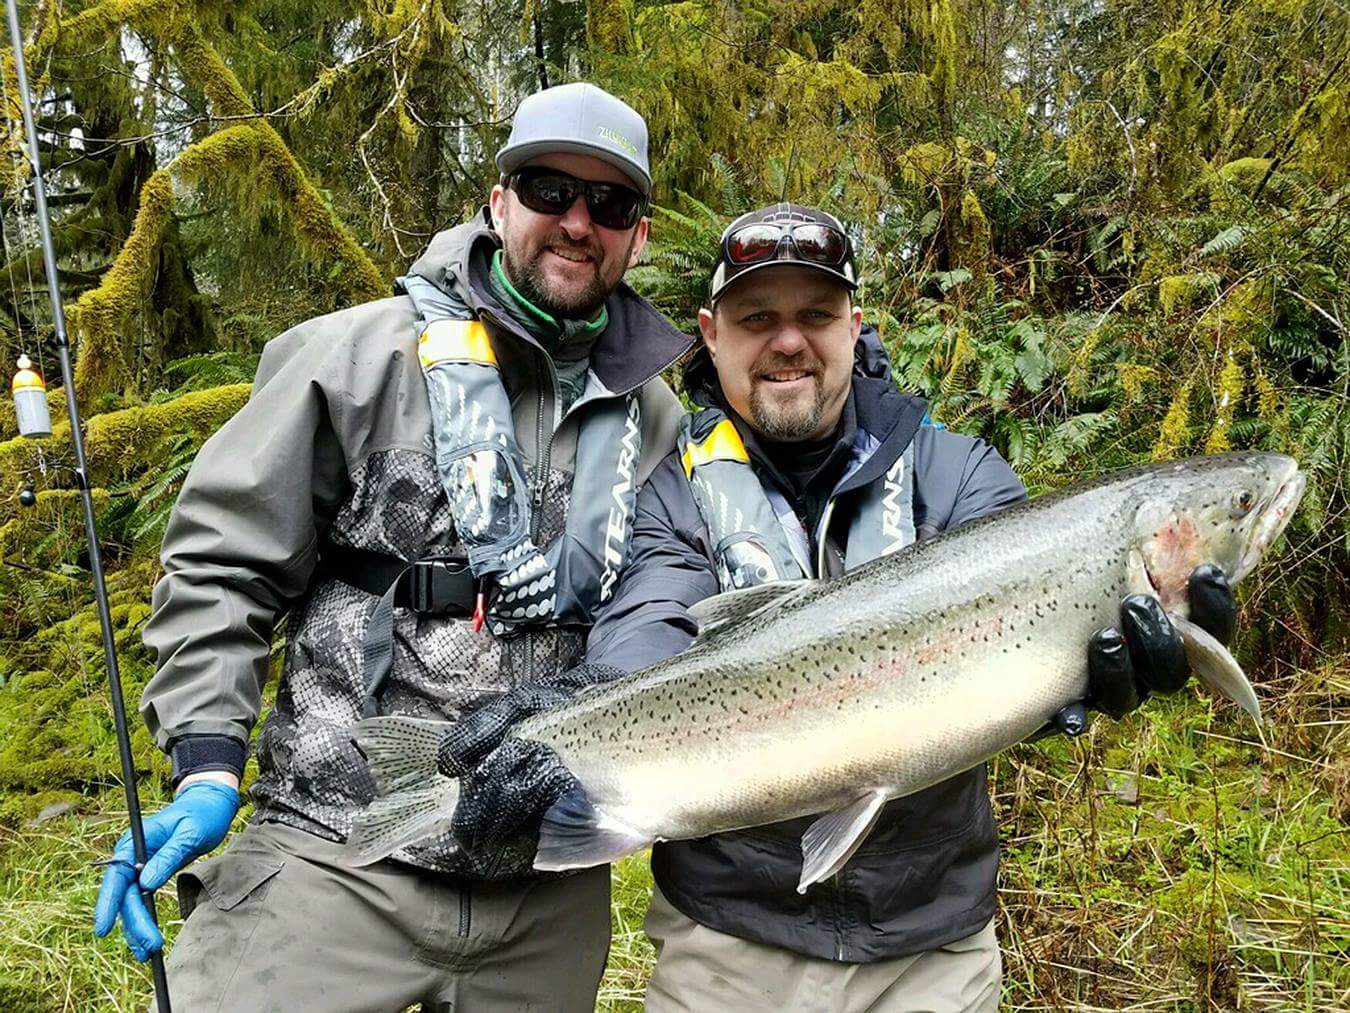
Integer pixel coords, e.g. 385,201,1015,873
496,83,651,196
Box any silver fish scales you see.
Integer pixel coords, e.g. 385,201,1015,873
350,452,1305,890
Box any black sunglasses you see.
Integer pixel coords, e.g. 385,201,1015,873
723,222,850,267
507,167,647,231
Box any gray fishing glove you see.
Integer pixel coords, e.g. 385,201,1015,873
1052,564,1237,735
484,538,560,635
436,662,625,777
451,738,579,852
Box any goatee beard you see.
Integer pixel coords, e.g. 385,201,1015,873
748,374,827,441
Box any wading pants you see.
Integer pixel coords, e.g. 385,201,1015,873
643,885,1001,1013
161,821,610,1012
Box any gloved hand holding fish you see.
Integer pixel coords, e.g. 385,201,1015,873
347,452,1304,892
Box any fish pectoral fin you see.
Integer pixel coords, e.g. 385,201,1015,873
797,789,890,893
533,785,649,872
689,579,819,644
1168,611,1264,728
1126,548,1156,599
345,779,460,867
353,715,449,795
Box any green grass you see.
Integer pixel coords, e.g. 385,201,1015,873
1,661,1346,1011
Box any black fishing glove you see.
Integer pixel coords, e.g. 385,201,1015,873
1052,564,1237,734
451,738,578,852
436,662,624,777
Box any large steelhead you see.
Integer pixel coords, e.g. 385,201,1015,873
350,452,1304,889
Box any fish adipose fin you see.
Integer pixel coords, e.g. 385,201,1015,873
797,789,889,893
533,785,649,872
1168,611,1264,728
345,779,459,867
689,580,818,644
354,715,447,795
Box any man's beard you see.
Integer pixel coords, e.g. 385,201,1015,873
503,230,633,321
746,357,828,441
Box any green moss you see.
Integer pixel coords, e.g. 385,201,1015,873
1203,356,1246,453
1214,156,1272,192
0,789,84,830
587,0,634,56
0,578,167,794
1159,273,1219,316
55,7,387,397
0,383,249,491
1153,379,1194,459
70,171,176,399
952,189,991,280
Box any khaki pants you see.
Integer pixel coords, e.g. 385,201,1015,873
162,821,610,1012
643,885,1001,1013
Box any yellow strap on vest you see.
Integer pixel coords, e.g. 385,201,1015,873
418,319,497,368
681,418,749,478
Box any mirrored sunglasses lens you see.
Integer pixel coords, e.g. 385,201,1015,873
792,225,847,264
517,174,579,214
586,185,644,229
727,225,782,264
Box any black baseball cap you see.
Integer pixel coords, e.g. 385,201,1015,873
708,203,859,304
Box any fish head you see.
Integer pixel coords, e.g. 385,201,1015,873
1132,452,1305,610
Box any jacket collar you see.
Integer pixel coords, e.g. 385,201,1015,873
401,208,693,396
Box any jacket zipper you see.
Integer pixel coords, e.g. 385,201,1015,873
526,351,560,683
458,882,472,936
531,353,561,524
832,873,847,960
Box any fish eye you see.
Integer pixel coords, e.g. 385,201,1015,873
1230,490,1256,517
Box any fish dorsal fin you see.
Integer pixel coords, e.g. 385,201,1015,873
797,789,889,892
1168,612,1264,727
354,715,448,794
689,579,817,644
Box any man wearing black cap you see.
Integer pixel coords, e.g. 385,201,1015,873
449,201,1238,1009
598,203,1240,1009
94,82,692,1009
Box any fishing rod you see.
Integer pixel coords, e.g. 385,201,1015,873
3,2,172,1009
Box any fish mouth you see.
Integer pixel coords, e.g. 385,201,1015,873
1234,463,1306,583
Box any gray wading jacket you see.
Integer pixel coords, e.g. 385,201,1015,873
586,329,1027,960
140,213,691,879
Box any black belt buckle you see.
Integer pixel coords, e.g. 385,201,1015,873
408,558,474,616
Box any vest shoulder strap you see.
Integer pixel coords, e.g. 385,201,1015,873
677,407,919,593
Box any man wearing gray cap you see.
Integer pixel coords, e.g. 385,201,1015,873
94,81,691,1009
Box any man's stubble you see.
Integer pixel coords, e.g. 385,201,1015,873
502,228,638,321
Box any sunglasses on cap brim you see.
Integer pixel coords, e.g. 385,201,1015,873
723,222,851,267
506,167,648,231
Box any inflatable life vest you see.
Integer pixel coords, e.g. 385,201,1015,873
677,407,915,589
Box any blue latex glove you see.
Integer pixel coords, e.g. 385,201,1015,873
93,781,240,960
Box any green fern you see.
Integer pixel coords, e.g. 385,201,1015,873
114,432,202,546
1199,224,1250,258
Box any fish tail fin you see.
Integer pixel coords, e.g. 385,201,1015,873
533,784,649,872
345,780,460,867
353,715,448,795
1168,611,1263,727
